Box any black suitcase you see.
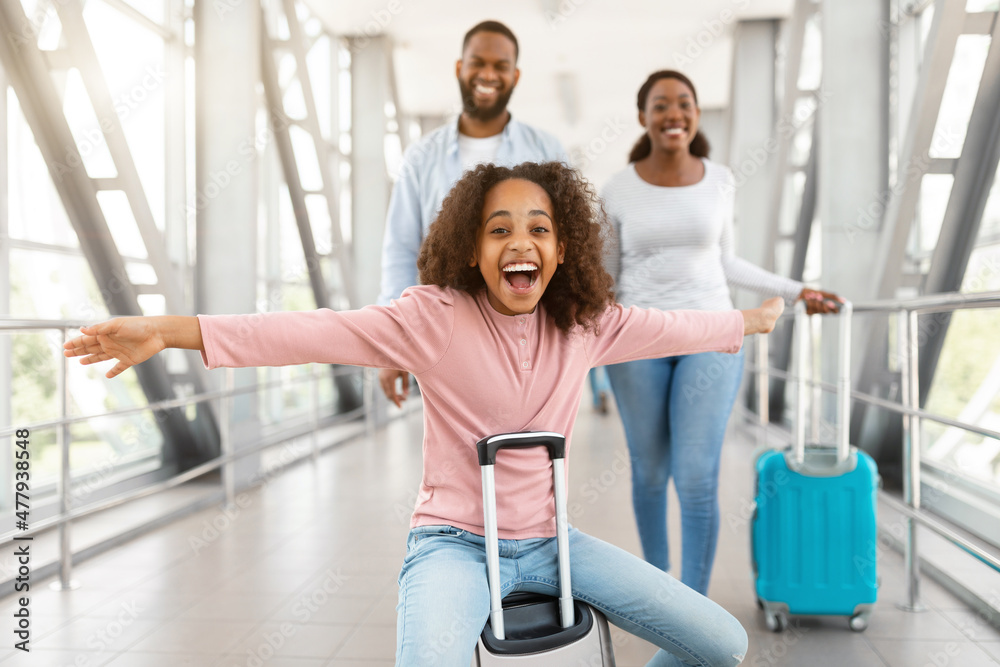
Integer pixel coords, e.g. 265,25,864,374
473,432,616,665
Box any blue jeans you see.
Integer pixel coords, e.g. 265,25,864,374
606,350,745,595
589,366,612,407
396,525,747,666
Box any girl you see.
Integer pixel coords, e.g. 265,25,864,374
602,70,842,596
65,161,782,667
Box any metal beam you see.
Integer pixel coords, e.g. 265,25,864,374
0,0,215,467
873,0,967,299
277,0,356,309
917,12,1000,403
54,1,189,316
766,0,815,270
260,6,361,412
260,30,332,313
852,0,967,471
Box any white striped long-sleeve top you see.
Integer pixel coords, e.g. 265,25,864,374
601,159,803,312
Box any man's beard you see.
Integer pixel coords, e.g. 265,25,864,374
458,78,514,122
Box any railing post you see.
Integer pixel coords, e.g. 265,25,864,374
220,368,234,510
898,308,926,612
756,333,769,426
310,367,320,462
51,329,79,591
364,369,375,438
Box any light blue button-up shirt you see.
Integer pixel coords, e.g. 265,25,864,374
377,116,567,305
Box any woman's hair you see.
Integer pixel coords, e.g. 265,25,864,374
628,70,710,162
418,161,614,334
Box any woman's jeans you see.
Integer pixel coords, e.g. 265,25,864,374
396,525,747,666
606,350,745,595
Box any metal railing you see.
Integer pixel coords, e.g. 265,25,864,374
747,290,1000,613
0,319,375,590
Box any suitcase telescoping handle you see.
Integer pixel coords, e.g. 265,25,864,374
476,432,572,641
793,299,853,465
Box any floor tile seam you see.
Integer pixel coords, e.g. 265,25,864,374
326,589,398,661
216,561,386,662
860,632,896,666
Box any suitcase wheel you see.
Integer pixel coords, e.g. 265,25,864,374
849,612,870,632
764,609,787,633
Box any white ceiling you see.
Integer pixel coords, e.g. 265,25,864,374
304,0,793,184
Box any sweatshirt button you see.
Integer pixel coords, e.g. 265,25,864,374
519,317,526,324
520,339,527,346
522,361,530,369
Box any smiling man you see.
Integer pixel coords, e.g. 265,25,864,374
377,20,566,406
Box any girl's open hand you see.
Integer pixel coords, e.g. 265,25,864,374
743,297,785,335
63,318,166,379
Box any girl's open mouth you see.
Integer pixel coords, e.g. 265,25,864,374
502,262,539,294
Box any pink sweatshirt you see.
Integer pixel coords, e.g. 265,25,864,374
199,286,744,539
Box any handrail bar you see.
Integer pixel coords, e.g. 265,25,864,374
0,317,375,589
851,290,1000,313
0,364,360,439
880,492,1000,573
0,319,101,331
0,405,366,547
744,363,1000,443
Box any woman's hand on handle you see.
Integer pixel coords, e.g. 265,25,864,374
63,315,203,379
798,288,844,315
742,297,785,336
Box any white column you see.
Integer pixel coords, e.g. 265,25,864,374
350,36,391,307
729,19,779,308
194,0,261,484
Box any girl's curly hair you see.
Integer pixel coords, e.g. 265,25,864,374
418,161,615,334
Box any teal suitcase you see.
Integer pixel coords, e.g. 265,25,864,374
751,302,878,632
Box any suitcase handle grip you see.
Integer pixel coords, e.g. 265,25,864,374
477,431,573,640
476,431,566,466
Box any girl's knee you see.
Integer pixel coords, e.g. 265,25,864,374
706,615,748,667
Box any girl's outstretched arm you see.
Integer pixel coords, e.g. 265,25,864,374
63,316,203,379
742,297,785,336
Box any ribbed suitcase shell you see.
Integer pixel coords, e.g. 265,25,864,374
752,447,879,620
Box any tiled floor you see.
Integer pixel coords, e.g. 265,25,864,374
1,399,999,666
